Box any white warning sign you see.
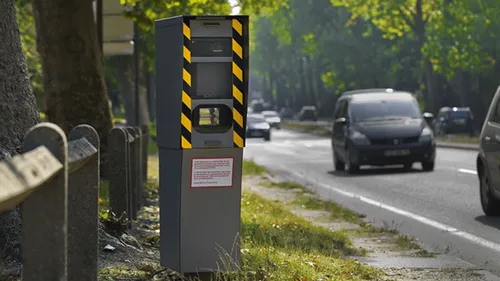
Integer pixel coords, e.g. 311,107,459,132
191,157,234,188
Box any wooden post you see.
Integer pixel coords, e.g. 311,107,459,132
67,125,100,281
133,126,143,210
108,127,129,218
141,124,149,205
22,123,69,281
125,127,138,221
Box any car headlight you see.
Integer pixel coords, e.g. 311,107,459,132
350,130,370,145
254,122,270,130
419,127,434,142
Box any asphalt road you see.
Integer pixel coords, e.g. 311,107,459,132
243,128,500,276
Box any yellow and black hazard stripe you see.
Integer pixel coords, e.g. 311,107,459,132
232,18,246,148
181,18,192,149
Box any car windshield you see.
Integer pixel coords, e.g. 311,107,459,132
248,116,265,123
350,100,421,122
262,112,278,117
449,111,470,119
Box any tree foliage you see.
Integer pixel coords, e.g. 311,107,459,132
250,0,500,120
120,0,232,71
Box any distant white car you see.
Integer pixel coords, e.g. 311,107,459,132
261,110,281,129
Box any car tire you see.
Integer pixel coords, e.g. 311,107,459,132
345,146,359,174
479,169,500,216
333,150,345,171
264,133,271,142
403,163,413,170
421,161,434,171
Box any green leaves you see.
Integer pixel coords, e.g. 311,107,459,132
332,0,500,80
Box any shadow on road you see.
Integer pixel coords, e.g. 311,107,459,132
328,166,425,177
474,215,500,230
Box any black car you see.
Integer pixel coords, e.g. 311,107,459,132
246,114,271,141
433,107,475,136
477,86,500,216
331,89,436,173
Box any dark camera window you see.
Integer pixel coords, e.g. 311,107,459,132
191,62,232,99
191,37,232,57
192,105,232,133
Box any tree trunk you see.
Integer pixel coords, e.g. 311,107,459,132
31,0,113,175
0,0,40,276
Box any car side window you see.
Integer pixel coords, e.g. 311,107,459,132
334,100,344,119
333,102,341,119
492,100,500,124
337,100,347,118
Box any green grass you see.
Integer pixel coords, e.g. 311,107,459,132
436,135,479,144
282,120,480,146
243,160,267,175
281,120,331,136
292,193,366,223
99,180,110,212
99,157,385,280
232,192,384,281
98,190,384,281
244,160,438,259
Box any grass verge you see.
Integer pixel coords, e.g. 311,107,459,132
99,156,385,280
435,135,479,144
281,120,331,136
243,160,438,259
282,120,480,146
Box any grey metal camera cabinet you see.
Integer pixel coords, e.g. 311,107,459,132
155,15,249,273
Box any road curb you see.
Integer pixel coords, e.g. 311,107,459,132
281,123,479,151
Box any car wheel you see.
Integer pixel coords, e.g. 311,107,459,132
479,170,500,216
403,163,413,170
333,150,345,171
345,146,359,174
421,161,434,171
264,133,271,141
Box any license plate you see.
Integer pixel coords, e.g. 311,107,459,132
250,131,262,137
454,119,466,125
384,149,410,157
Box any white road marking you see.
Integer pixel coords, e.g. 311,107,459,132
265,146,297,156
280,165,500,254
458,168,477,175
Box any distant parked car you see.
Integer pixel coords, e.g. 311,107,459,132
477,86,500,216
433,107,475,136
297,105,318,121
261,110,281,129
246,114,271,141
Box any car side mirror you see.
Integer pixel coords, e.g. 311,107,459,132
335,117,347,125
422,112,434,123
